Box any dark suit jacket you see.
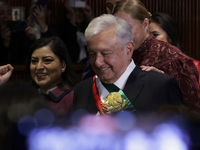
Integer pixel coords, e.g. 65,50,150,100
73,66,184,114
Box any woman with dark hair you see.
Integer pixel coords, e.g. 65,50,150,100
149,12,200,85
149,13,184,51
27,36,77,116
113,0,200,109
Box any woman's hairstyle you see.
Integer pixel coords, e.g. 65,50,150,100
27,36,77,89
113,0,152,23
151,13,184,51
85,14,133,48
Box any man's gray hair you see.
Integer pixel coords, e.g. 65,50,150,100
85,14,133,46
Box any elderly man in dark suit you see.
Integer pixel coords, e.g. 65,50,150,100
73,14,184,115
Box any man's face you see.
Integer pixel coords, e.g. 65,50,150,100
106,0,121,14
87,28,133,84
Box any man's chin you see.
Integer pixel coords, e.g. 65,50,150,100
99,76,113,84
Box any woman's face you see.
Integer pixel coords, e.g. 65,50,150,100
0,4,12,27
148,22,169,43
114,11,148,49
30,46,66,93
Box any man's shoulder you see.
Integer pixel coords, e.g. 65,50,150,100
75,77,93,89
131,65,177,83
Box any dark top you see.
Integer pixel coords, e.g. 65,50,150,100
44,87,74,116
0,31,32,64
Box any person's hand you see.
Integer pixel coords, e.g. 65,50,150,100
25,22,36,40
32,5,48,32
64,0,76,26
140,65,165,74
1,26,11,47
0,64,14,85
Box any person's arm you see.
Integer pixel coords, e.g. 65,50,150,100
0,64,14,85
25,22,36,41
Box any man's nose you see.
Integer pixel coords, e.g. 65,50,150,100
95,54,104,67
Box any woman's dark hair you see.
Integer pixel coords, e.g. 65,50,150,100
27,36,77,89
151,13,184,52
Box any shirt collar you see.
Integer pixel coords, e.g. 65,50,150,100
96,59,135,100
38,86,58,94
114,59,135,90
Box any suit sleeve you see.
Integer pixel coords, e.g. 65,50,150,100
159,76,184,106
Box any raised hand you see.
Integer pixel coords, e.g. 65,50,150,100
25,21,36,40
0,64,14,85
32,5,48,32
64,0,76,25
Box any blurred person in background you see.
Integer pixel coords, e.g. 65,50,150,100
58,0,93,63
25,0,58,41
0,1,31,64
148,12,200,85
27,36,77,116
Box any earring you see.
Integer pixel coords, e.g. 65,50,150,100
62,68,64,71
144,29,147,32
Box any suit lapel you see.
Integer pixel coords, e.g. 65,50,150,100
123,66,145,104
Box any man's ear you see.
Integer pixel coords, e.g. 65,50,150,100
142,18,149,31
126,41,135,59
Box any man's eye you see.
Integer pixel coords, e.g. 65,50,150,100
102,53,110,57
89,53,96,58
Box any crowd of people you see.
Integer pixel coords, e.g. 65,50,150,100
0,0,200,149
